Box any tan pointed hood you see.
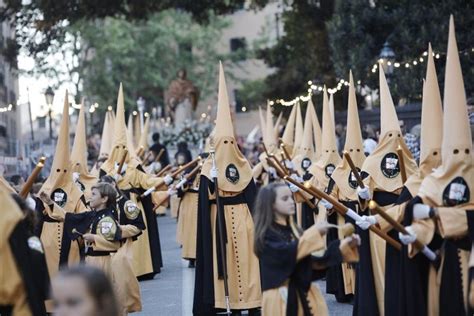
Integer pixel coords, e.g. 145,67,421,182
274,111,283,140
265,102,279,154
332,72,366,200
138,114,151,151
133,113,141,148
201,62,252,192
126,113,136,152
308,98,322,159
309,88,341,187
405,44,443,195
102,84,138,174
292,102,304,156
98,108,115,159
0,186,24,249
0,175,15,193
281,103,297,153
361,65,417,192
70,102,97,197
329,92,336,128
40,91,83,209
419,16,474,208
292,101,316,174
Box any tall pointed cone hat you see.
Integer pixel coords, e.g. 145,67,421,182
0,175,15,193
265,102,278,153
40,91,83,208
329,92,336,128
70,102,98,197
419,16,474,206
274,111,283,139
258,106,268,147
292,101,315,174
98,108,115,158
201,62,252,192
405,44,443,195
281,103,297,153
138,114,151,151
127,113,135,150
133,113,141,148
292,102,304,156
361,65,417,192
332,71,366,199
308,98,322,159
102,83,137,174
309,87,341,186
0,186,25,250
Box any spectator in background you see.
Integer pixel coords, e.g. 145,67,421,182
51,265,119,316
404,133,420,163
362,130,377,156
175,141,192,166
149,132,170,168
9,174,25,193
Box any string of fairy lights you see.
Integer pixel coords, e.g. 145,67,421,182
270,47,474,107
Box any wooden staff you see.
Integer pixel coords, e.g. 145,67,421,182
396,145,407,183
174,164,202,190
39,156,46,164
266,157,317,209
116,150,129,175
369,201,437,260
136,146,144,158
156,164,173,177
154,148,165,162
143,151,153,165
141,157,201,197
284,176,401,250
19,159,45,198
343,151,365,188
280,141,292,161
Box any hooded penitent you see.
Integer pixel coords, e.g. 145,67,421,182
70,102,98,198
201,62,253,193
98,108,115,159
281,102,297,154
418,16,474,208
308,98,322,159
138,114,151,152
361,65,417,193
292,102,304,157
308,88,341,188
331,71,366,200
39,91,85,279
274,111,283,140
292,100,316,174
101,84,139,174
404,44,443,196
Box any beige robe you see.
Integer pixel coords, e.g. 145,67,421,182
210,189,262,310
176,181,199,259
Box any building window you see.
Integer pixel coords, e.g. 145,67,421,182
38,116,46,129
230,37,247,61
0,125,6,137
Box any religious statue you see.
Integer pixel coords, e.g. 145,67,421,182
165,69,199,126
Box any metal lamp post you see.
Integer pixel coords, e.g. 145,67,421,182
137,97,145,132
44,87,55,139
379,41,395,80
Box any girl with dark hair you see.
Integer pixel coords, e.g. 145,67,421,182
39,182,121,279
51,265,119,316
253,182,360,316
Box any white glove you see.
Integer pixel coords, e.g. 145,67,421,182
72,172,80,183
290,173,303,183
113,173,122,182
268,167,277,178
114,162,127,175
320,199,333,210
355,215,377,230
288,183,299,193
210,166,218,179
399,226,417,245
153,162,162,173
164,174,174,186
285,160,294,170
413,204,433,220
357,186,371,200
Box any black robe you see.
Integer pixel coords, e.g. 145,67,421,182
300,171,318,230
192,176,257,315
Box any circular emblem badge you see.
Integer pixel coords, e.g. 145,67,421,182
27,236,44,253
325,164,335,178
301,158,312,171
225,164,240,184
124,200,140,220
442,177,470,207
380,153,400,178
348,168,361,189
96,216,118,241
51,188,68,207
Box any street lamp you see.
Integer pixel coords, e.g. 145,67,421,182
137,97,145,132
44,86,55,139
379,41,395,78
